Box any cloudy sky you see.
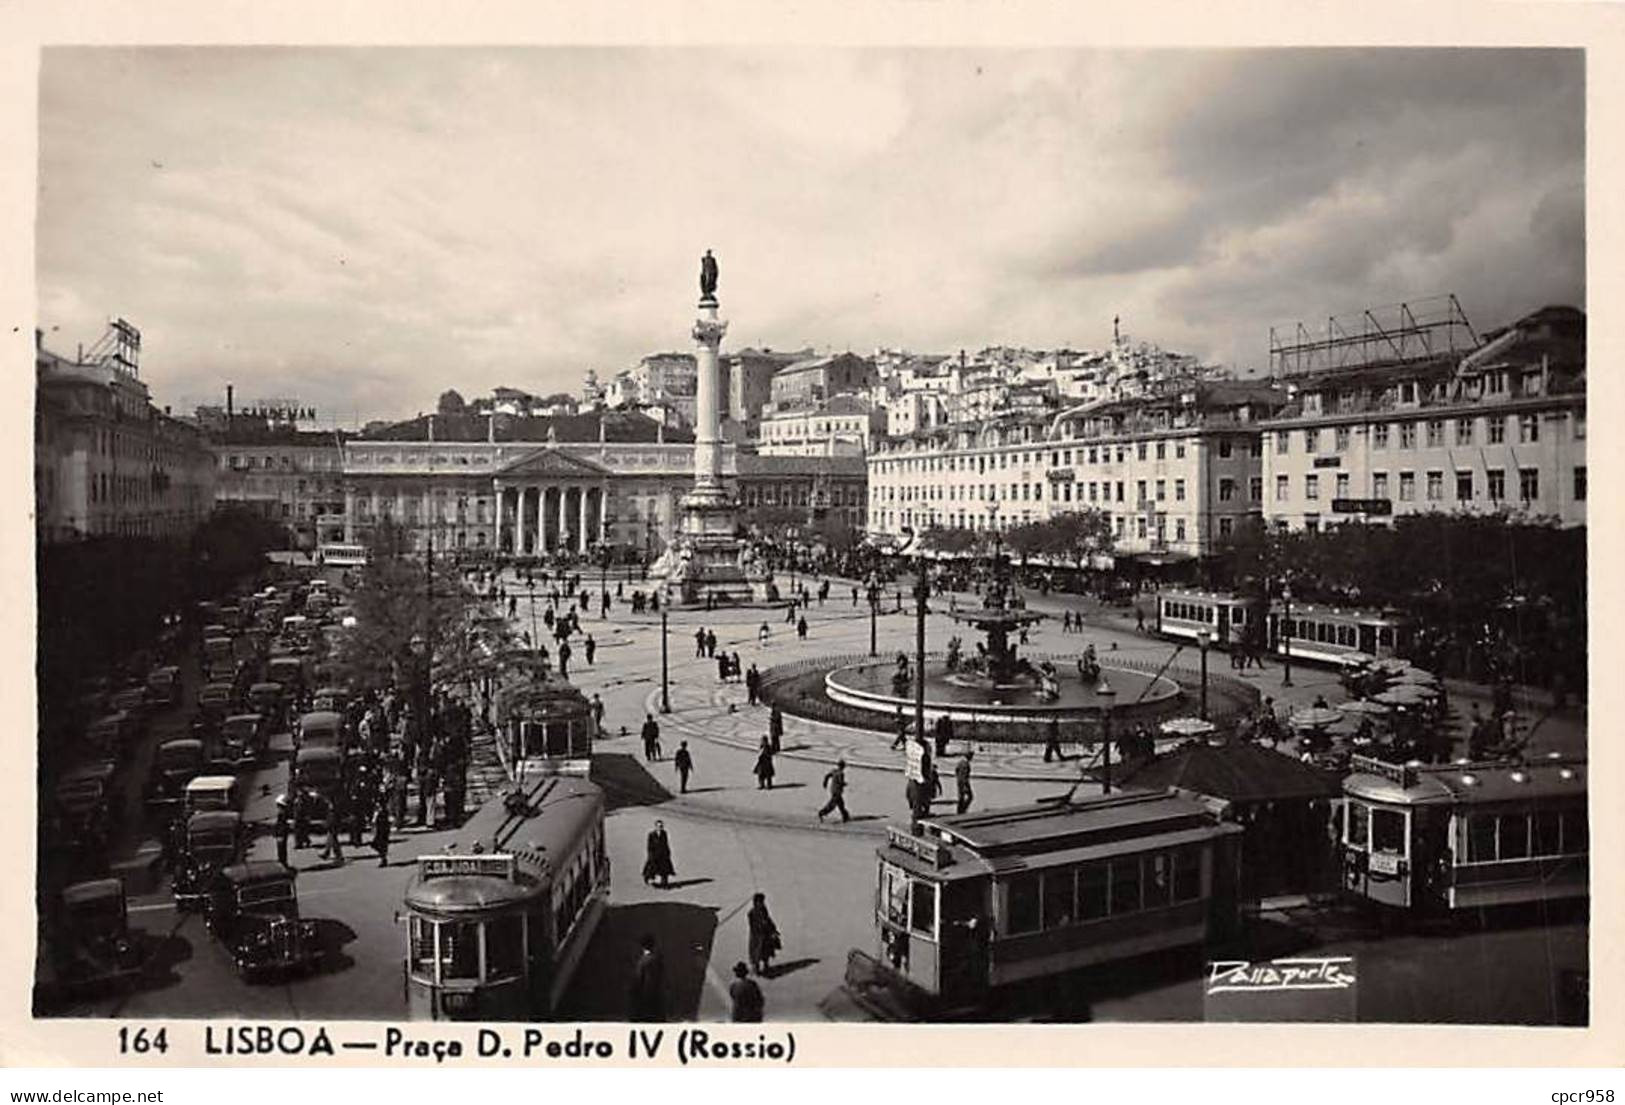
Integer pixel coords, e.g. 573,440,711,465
37,48,1583,424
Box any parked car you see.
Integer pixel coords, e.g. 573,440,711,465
204,863,323,980
217,713,270,767
145,738,206,817
173,811,246,911
38,879,148,1001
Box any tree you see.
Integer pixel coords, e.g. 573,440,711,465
437,389,467,415
1003,510,1114,568
919,525,978,557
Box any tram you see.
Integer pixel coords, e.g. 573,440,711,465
870,790,1242,1009
1155,589,1258,649
1340,754,1587,914
402,775,608,1021
1267,603,1410,668
495,674,597,782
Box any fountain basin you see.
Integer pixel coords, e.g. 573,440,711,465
825,658,1181,726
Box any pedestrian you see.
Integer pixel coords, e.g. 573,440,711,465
706,629,718,658
1136,607,1146,633
955,751,974,814
643,820,675,888
796,615,808,641
292,791,311,849
585,634,597,665
674,740,694,793
717,652,730,683
819,759,851,823
591,693,605,728
1044,717,1062,762
319,802,344,865
754,737,776,789
934,714,954,758
759,623,770,646
348,793,367,848
558,640,572,677
372,805,391,867
695,628,707,659
891,707,909,751
273,799,290,868
731,651,743,684
747,892,781,976
851,585,859,607
746,663,761,706
628,934,666,1022
769,704,784,752
729,962,764,1022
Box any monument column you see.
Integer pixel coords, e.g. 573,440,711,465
692,304,727,496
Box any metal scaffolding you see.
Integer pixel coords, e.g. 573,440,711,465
1268,295,1478,377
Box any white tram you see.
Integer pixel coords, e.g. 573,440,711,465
1268,603,1410,667
1156,589,1257,649
1340,754,1587,914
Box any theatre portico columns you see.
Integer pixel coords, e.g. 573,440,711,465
492,452,614,556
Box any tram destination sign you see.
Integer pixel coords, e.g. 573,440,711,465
887,827,951,868
1331,498,1393,515
417,854,518,881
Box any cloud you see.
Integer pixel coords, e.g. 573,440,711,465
36,47,1584,420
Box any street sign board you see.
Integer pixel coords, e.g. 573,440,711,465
1331,498,1393,515
1313,456,1343,469
905,740,929,784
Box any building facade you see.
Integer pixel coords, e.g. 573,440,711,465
757,394,881,457
767,352,877,411
210,423,348,548
724,347,808,425
1259,306,1586,532
35,327,216,544
867,381,1286,560
736,453,869,533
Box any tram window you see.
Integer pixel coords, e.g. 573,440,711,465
1143,854,1171,908
1041,870,1075,928
1007,874,1040,935
1173,848,1201,901
440,920,480,981
910,881,937,937
881,864,910,928
1499,815,1530,860
1078,864,1108,919
409,917,436,979
1533,811,1563,857
1466,814,1498,862
1379,627,1394,648
1562,810,1589,854
486,915,524,981
1339,626,1356,647
1371,809,1405,854
1110,858,1142,914
1347,802,1370,848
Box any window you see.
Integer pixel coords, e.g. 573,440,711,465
1156,479,1166,501
1373,423,1389,449
1466,814,1497,862
1109,857,1142,914
409,917,436,979
1334,426,1350,453
1176,441,1187,459
1218,438,1233,459
1426,471,1442,501
485,915,524,980
1563,809,1589,853
1219,477,1235,502
1336,473,1350,499
1115,482,1124,503
439,920,480,981
1143,853,1172,909
1173,848,1201,901
1304,429,1319,454
1136,480,1147,504
1487,416,1506,444
1347,802,1370,848
1218,516,1234,538
1399,423,1416,449
1249,476,1262,501
1574,412,1586,439
1456,470,1474,501
1304,474,1319,500
1175,518,1186,542
910,880,937,936
1136,517,1147,539
1518,414,1540,444
1156,441,1166,460
1007,874,1040,934
1275,475,1289,502
1041,870,1075,929
1520,468,1539,502
1456,418,1474,446
1275,431,1289,455
1078,864,1109,919
1574,466,1587,501
1136,442,1147,461
1175,478,1187,502
1425,420,1444,448
1487,468,1506,501
1500,815,1531,861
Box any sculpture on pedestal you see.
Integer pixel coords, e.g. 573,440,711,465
700,250,719,303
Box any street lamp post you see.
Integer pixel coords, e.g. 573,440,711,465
659,607,671,714
867,574,879,658
1281,581,1294,688
787,527,799,598
1098,678,1116,794
1198,627,1211,720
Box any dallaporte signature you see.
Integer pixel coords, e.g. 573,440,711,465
1206,956,1357,993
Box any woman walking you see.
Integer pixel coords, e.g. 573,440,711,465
372,804,391,868
754,737,776,790
643,820,675,888
747,892,781,976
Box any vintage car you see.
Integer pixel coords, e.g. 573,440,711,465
310,687,349,715
55,760,120,841
293,746,343,800
84,712,133,760
39,879,148,1000
144,665,183,708
172,810,245,910
201,635,235,680
204,863,323,980
295,710,344,753
145,738,206,815
184,774,241,816
197,680,238,719
267,656,307,695
109,686,151,726
247,681,287,729
217,713,269,767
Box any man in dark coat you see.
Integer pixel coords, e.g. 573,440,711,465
729,962,764,1022
372,806,391,868
673,741,694,794
768,705,784,752
641,713,661,761
643,820,675,888
818,759,850,823
629,934,666,1022
747,892,780,975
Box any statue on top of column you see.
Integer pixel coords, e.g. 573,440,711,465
699,249,719,302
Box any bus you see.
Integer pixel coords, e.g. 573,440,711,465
316,543,368,567
1340,753,1587,914
869,790,1242,1012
